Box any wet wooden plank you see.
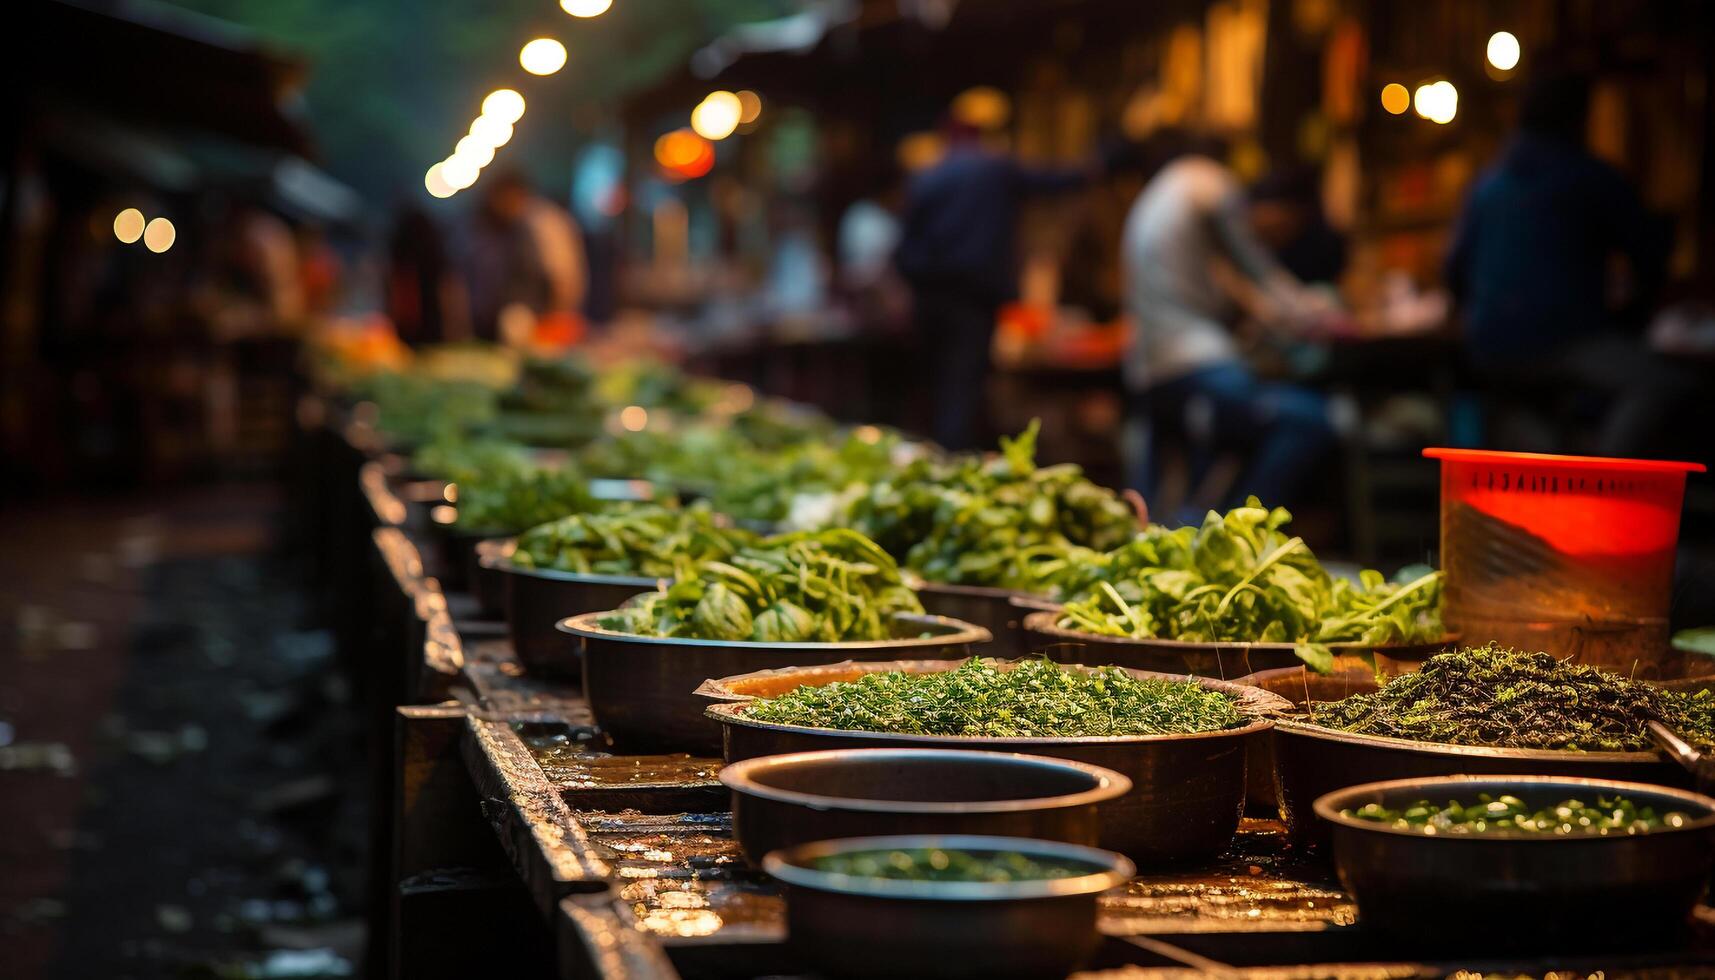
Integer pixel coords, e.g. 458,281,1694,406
462,713,613,919
559,893,682,980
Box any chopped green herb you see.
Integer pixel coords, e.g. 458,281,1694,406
811,848,1098,882
1344,793,1691,835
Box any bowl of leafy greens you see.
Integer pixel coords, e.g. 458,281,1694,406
1026,499,1449,676
558,529,992,753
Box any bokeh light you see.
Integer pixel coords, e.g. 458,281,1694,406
735,90,762,125
482,88,526,124
619,405,648,432
1379,83,1410,115
1487,31,1521,71
690,91,743,141
655,128,707,168
560,0,613,17
951,86,1011,129
519,37,567,76
424,164,456,198
1414,80,1458,124
441,156,480,191
142,217,176,253
113,208,146,244
453,135,496,169
469,115,514,148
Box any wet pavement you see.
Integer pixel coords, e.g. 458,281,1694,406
0,484,367,980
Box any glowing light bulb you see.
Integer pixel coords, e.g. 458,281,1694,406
1380,83,1410,115
1487,31,1520,71
425,164,456,198
441,156,479,191
690,91,742,141
114,208,146,244
454,135,495,169
520,37,567,76
469,115,514,148
142,217,176,253
560,0,612,16
482,88,526,124
1413,80,1458,124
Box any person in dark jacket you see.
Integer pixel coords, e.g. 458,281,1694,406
1445,68,1693,454
894,120,1088,450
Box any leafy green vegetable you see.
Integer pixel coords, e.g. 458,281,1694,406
597,529,923,642
812,848,1098,882
742,657,1245,737
1051,499,1443,668
453,464,605,533
412,438,531,484
510,504,756,578
839,421,1139,593
1344,794,1690,835
1310,643,1715,752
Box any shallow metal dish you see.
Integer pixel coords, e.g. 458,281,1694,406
1316,775,1715,952
1023,611,1455,679
557,613,992,754
702,658,1290,864
483,542,656,677
764,833,1133,980
721,748,1130,864
1275,718,1688,847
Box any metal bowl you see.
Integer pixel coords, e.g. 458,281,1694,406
484,543,657,677
721,748,1131,864
703,658,1290,864
764,834,1133,980
1234,664,1397,814
1316,775,1715,952
1275,719,1689,847
556,613,993,754
1023,611,1456,679
470,537,512,618
912,581,1045,658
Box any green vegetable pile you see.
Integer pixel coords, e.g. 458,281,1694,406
841,421,1138,593
1344,793,1692,835
812,848,1098,883
412,437,530,484
596,529,923,642
742,657,1245,738
453,463,604,533
1311,643,1715,752
1052,499,1442,671
510,505,756,578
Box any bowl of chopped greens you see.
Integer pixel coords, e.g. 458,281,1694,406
558,529,992,753
493,504,758,674
1273,643,1713,844
1028,500,1450,677
1316,775,1715,950
764,834,1133,980
702,657,1291,863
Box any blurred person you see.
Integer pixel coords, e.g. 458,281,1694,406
1120,134,1337,517
465,169,587,343
1445,67,1692,456
1248,167,1346,286
894,118,1091,450
387,206,462,345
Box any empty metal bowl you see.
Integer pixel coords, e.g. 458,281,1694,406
721,748,1131,863
764,834,1133,980
557,612,993,754
1316,775,1715,952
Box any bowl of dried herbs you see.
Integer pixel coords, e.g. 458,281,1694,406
1274,643,1715,843
701,656,1291,863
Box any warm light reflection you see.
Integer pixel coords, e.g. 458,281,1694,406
482,88,527,124
469,115,514,148
654,128,713,179
424,163,456,198
735,90,762,125
142,217,176,253
1414,80,1458,124
113,208,146,244
441,156,480,190
690,91,742,141
520,37,567,75
620,405,648,431
453,135,496,169
1379,83,1410,115
1486,31,1521,71
560,0,612,17
951,86,1011,129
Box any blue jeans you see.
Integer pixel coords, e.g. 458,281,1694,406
1134,363,1336,518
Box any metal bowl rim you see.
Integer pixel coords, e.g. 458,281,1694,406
1021,610,1458,654
762,833,1134,901
1275,717,1666,764
1313,774,1715,841
557,610,994,649
719,747,1132,813
707,700,1274,746
487,548,661,587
